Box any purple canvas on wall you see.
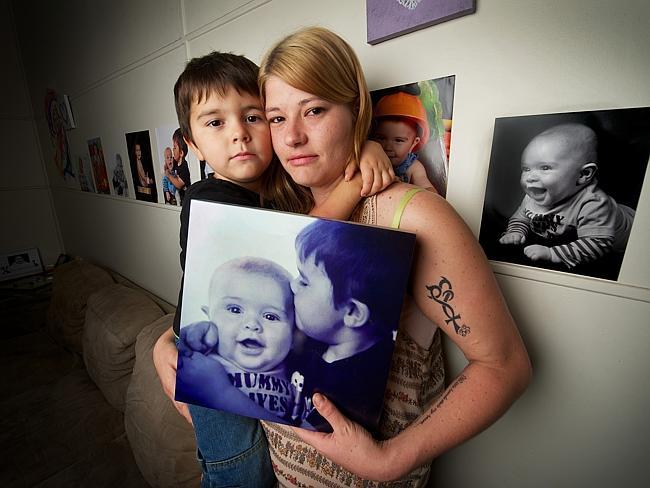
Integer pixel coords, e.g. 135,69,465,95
367,0,476,45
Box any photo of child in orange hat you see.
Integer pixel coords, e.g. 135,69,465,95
371,76,455,196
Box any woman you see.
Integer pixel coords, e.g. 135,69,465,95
256,27,531,486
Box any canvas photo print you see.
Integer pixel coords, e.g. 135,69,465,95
125,130,158,202
366,0,476,45
479,107,650,281
175,201,416,433
87,137,110,194
371,75,455,196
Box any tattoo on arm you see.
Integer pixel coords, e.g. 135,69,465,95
418,374,468,425
425,277,471,337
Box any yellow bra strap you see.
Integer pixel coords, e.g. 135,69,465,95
391,188,423,229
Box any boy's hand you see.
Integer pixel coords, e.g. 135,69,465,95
346,140,396,196
179,321,219,354
499,232,526,245
293,393,393,481
523,244,552,262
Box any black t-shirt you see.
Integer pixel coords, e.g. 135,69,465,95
287,336,394,434
173,177,265,335
175,159,192,204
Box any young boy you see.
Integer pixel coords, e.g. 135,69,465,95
287,219,412,432
161,147,178,205
372,91,435,190
177,257,296,419
499,123,635,268
155,51,393,486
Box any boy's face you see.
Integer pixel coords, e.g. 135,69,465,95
372,119,420,166
291,253,345,343
186,87,273,193
172,140,182,163
135,144,142,161
208,269,293,372
164,148,174,170
520,134,586,208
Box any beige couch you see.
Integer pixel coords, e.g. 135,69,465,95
1,258,200,487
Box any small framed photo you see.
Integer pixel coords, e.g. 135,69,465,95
0,248,44,282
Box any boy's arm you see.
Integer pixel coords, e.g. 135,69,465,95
311,140,395,220
175,348,288,423
345,140,395,196
408,160,437,192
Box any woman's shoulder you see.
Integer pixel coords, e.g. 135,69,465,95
375,182,449,228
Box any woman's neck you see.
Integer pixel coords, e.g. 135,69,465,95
310,175,345,206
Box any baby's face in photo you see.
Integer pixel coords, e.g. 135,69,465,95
291,253,345,343
520,134,588,208
208,268,294,373
372,119,420,166
164,148,174,170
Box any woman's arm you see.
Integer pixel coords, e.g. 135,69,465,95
152,326,193,424
297,186,531,481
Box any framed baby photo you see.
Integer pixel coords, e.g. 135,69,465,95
175,201,416,433
366,0,476,45
478,107,650,282
370,75,455,196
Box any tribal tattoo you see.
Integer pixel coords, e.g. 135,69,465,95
418,374,468,425
425,276,471,337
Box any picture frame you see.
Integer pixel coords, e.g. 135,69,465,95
175,201,416,433
0,248,44,282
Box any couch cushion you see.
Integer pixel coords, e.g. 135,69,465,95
47,258,114,354
125,314,201,488
83,283,164,411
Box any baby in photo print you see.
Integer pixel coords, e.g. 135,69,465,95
499,123,635,269
179,256,296,419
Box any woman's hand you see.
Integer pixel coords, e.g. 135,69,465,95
293,393,396,481
152,326,193,425
346,140,396,196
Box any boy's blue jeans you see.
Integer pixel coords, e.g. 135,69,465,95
188,404,275,487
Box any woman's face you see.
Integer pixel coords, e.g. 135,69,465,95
264,76,354,194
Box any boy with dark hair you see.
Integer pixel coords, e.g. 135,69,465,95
153,50,394,487
289,219,413,431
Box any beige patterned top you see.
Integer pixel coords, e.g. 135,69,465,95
262,195,446,488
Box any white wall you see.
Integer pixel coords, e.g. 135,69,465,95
11,1,650,486
1,0,62,265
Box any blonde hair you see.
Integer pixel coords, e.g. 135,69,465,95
259,27,372,212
